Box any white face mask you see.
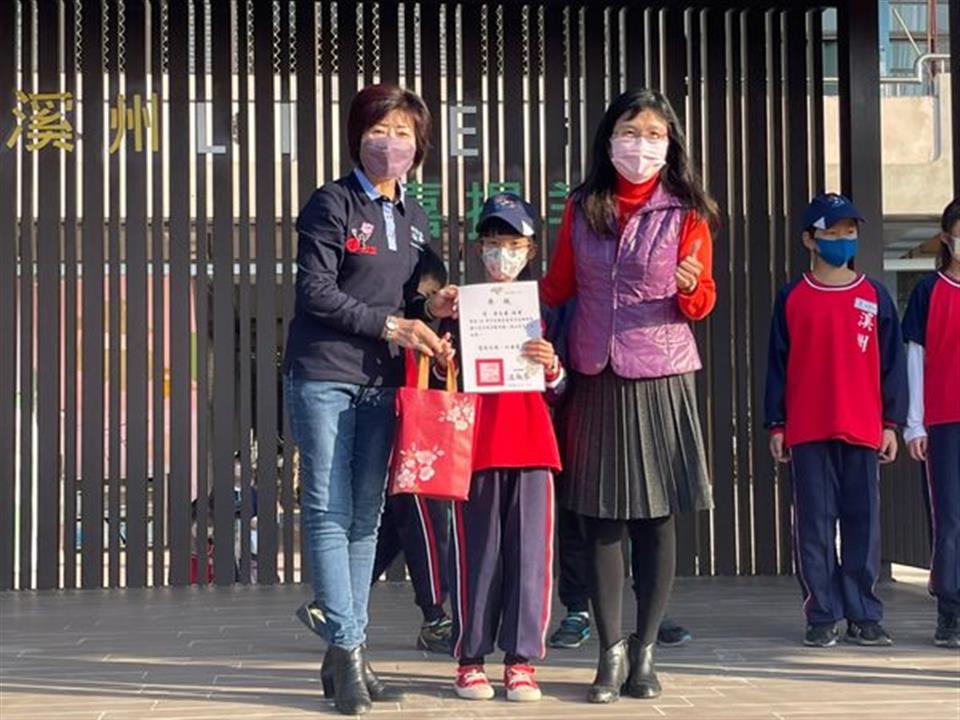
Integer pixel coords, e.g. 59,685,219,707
482,247,529,281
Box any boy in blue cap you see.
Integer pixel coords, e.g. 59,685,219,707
764,193,907,648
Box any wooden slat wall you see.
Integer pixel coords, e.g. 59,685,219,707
3,0,915,590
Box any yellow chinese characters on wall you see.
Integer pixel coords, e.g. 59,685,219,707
5,90,160,154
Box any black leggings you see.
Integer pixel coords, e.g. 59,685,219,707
583,515,676,649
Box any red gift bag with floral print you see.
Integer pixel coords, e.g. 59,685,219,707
388,351,477,501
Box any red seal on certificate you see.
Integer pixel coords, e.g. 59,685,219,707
475,358,504,387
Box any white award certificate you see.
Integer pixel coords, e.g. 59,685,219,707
457,281,545,394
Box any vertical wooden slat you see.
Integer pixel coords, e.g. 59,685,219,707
338,0,358,174
295,0,318,586
255,0,279,585
486,5,501,182
211,0,236,586
150,0,166,588
607,6,620,101
192,0,210,586
106,0,122,588
568,5,582,184
419,4,442,256
502,3,524,185
63,0,79,590
808,9,826,195
784,8,810,282
744,7,777,577
543,1,565,265
0,0,15,591
645,8,661,91
167,0,192,587
583,5,605,164
18,0,35,591
320,1,335,183
35,0,61,591
297,1,317,199
527,5,543,278
727,9,751,576
703,6,736,577
125,0,149,589
237,0,254,584
663,6,685,117
379,1,399,86
279,0,295,584
767,10,792,572
665,4,696,577
445,4,462,284
624,4,646,90
461,3,483,284
837,0,882,277
693,8,713,576
952,0,960,198
80,0,105,590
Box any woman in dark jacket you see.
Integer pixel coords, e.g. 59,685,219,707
284,84,456,716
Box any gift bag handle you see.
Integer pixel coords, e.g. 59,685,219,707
407,350,457,392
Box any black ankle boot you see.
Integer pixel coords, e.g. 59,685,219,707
324,645,372,715
624,634,661,699
587,639,630,704
321,646,403,703
359,645,404,702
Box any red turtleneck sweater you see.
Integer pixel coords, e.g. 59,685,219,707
540,173,716,321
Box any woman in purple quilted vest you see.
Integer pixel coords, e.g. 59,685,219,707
541,89,717,704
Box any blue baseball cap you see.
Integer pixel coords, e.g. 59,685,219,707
801,193,865,232
477,192,537,237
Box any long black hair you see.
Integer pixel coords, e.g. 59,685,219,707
575,89,719,235
939,197,960,270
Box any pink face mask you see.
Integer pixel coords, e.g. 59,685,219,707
360,136,417,180
609,136,669,184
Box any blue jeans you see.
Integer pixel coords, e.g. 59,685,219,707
286,377,396,650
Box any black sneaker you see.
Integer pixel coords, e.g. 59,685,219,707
804,622,839,647
934,612,960,649
844,620,893,647
417,616,453,654
295,600,326,636
657,617,693,647
548,612,591,649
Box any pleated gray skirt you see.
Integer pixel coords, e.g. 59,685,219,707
557,368,713,520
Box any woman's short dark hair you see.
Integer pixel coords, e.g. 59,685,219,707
576,88,719,235
939,197,960,270
347,84,432,170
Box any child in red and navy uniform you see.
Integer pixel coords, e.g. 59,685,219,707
902,197,960,649
438,193,564,703
765,193,907,649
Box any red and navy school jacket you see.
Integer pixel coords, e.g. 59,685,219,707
764,273,908,449
902,271,960,428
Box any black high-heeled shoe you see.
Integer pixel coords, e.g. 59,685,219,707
587,639,630,704
323,645,372,715
623,634,662,699
321,645,403,703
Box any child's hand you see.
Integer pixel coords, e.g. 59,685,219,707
878,429,898,464
675,240,703,294
769,432,791,464
522,338,558,373
907,436,928,463
434,333,456,370
428,285,460,320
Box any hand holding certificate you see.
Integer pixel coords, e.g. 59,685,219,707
458,281,545,394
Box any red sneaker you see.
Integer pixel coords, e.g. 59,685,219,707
455,664,495,700
504,664,542,702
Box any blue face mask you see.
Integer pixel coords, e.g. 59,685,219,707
815,235,858,267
